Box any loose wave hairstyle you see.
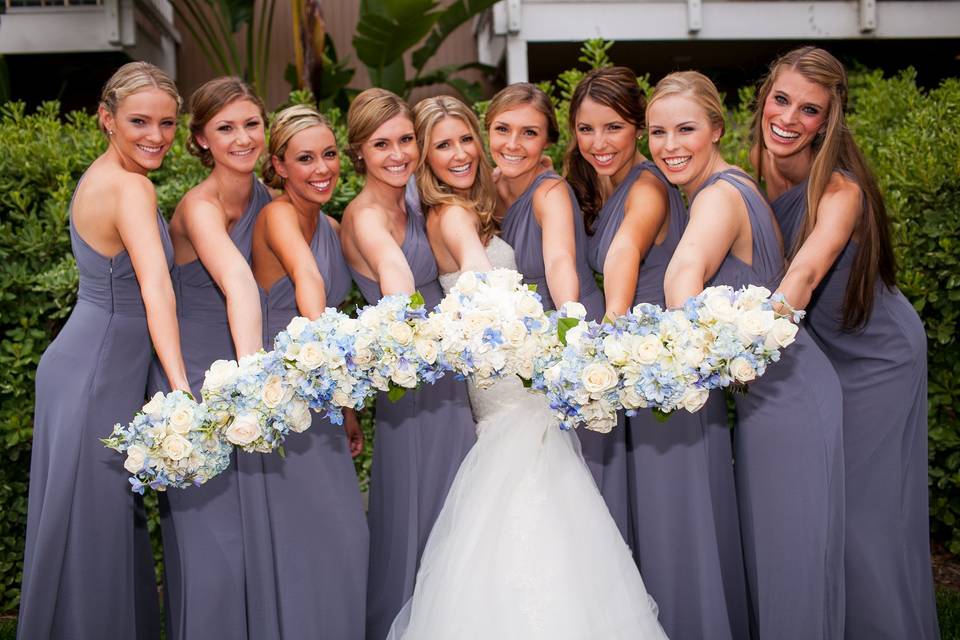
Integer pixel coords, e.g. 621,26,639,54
751,46,896,329
346,88,414,174
261,105,334,189
485,82,559,144
99,61,181,135
564,67,646,233
413,95,498,243
186,76,266,168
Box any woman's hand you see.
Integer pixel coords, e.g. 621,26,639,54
343,408,364,458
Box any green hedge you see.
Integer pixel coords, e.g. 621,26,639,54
0,55,958,613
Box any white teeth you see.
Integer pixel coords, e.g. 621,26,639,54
137,144,162,153
309,179,331,190
771,124,800,139
594,153,614,164
385,164,407,173
449,163,471,174
501,153,523,162
664,156,691,168
231,148,254,156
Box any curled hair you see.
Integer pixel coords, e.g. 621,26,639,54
485,82,559,144
413,95,498,243
346,88,414,174
186,77,266,168
751,46,896,329
99,61,181,135
563,67,646,233
261,105,333,189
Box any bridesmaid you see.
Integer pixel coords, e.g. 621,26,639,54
338,88,476,640
571,67,748,640
753,46,938,639
483,83,619,533
19,62,186,640
147,76,271,640
654,71,845,639
242,105,368,639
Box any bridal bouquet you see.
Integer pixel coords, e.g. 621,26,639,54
201,351,312,453
355,293,446,399
423,269,551,388
102,390,232,493
531,303,620,433
273,310,371,425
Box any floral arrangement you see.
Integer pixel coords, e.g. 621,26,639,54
102,390,232,493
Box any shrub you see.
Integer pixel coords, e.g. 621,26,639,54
0,52,957,615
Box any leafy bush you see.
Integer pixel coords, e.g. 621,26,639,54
0,48,957,616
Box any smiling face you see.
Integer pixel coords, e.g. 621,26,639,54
761,67,830,159
196,98,265,173
488,103,550,180
361,114,419,188
101,87,178,174
574,97,639,184
273,125,340,205
425,116,480,193
646,93,722,192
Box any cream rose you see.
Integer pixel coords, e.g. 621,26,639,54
123,444,148,474
487,269,520,290
765,317,799,349
391,366,418,388
620,385,647,410
261,375,288,408
285,316,310,339
161,433,193,461
736,308,775,341
297,341,325,370
414,337,439,364
204,359,239,392
630,334,664,365
388,321,414,346
560,301,587,320
602,335,629,366
702,291,737,324
502,320,528,347
332,389,352,408
730,357,757,383
517,294,543,317
225,413,262,446
142,392,166,416
680,387,710,413
581,362,618,394
167,403,195,435
287,399,312,433
455,271,478,294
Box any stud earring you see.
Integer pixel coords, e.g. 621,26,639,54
108,130,115,136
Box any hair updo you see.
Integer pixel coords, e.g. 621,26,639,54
186,76,266,168
98,61,181,135
346,88,414,175
261,104,334,189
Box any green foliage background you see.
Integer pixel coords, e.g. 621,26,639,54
0,46,957,612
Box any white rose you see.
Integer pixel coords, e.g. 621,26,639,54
261,375,288,408
388,321,414,346
358,308,382,329
765,318,799,349
414,337,439,364
286,316,310,339
455,271,478,294
620,385,647,410
391,366,418,388
564,323,587,348
438,294,462,314
737,285,772,310
161,433,193,461
142,392,166,416
487,269,520,290
730,357,757,383
297,341,325,370
680,387,710,413
124,444,148,474
702,290,737,324
225,413,262,446
630,334,664,365
500,320,526,347
581,362,618,394
237,352,263,375
167,402,195,435
517,294,543,317
560,301,587,320
332,389,352,407
736,308,775,341
681,345,706,368
204,359,239,392
602,335,629,366
286,399,313,433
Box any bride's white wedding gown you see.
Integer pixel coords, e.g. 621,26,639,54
387,236,669,640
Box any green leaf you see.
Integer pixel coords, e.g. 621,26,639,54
557,317,579,346
518,375,532,388
387,383,408,402
411,0,500,72
409,291,425,308
651,408,672,423
353,0,438,71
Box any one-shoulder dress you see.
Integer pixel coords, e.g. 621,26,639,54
148,177,271,640
499,170,628,537
587,161,748,640
772,180,938,640
237,212,368,639
19,192,172,640
695,168,845,640
349,180,476,640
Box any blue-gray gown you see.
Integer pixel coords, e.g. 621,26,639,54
498,170,628,537
19,197,171,640
696,168,845,639
772,180,938,640
238,213,368,640
349,182,476,640
586,161,748,640
147,178,272,640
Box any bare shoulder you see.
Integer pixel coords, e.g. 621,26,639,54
533,174,569,203
325,214,341,233
629,170,668,202
693,179,745,218
823,171,862,203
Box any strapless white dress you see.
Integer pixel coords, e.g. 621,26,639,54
386,236,669,640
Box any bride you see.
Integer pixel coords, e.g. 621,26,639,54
386,95,668,640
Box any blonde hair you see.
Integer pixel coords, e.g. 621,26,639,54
346,88,414,174
646,71,725,140
485,82,559,144
261,105,334,189
751,46,896,329
99,61,181,135
413,95,499,243
187,76,266,168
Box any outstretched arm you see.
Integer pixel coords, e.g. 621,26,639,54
352,207,416,297
436,205,493,273
535,179,580,308
263,202,327,320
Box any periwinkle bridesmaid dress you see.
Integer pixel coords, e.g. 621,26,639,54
18,192,171,640
773,179,938,640
586,161,748,640
147,177,272,640
238,213,368,639
498,169,628,538
695,168,845,639
349,181,476,640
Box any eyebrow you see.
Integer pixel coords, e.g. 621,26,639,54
494,120,541,129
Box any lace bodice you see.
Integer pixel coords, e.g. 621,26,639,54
438,236,540,424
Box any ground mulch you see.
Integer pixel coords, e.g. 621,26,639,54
933,543,960,591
